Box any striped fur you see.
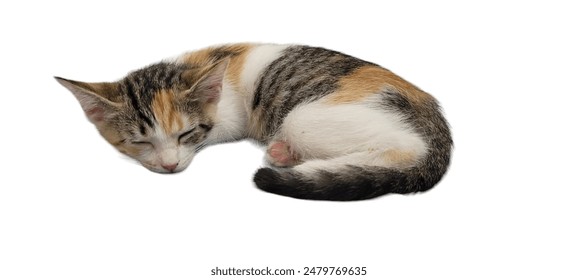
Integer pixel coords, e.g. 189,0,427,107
56,43,452,200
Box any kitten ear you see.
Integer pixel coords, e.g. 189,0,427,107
55,77,121,124
186,59,230,104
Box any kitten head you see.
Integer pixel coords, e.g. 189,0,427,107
55,59,228,173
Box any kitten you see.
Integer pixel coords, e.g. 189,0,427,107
56,43,452,201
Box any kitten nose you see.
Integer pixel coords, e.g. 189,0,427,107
161,163,178,172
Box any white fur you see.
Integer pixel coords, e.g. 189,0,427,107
152,126,180,166
239,44,289,101
205,80,249,144
275,97,428,175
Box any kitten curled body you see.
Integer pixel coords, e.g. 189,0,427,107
56,43,452,201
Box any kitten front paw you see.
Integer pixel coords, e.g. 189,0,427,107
266,141,301,167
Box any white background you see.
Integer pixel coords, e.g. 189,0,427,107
1,1,577,279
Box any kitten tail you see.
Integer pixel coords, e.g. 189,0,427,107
254,143,451,201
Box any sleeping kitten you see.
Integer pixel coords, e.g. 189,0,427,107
56,43,452,201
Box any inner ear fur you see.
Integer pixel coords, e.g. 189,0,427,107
181,59,230,104
55,77,122,123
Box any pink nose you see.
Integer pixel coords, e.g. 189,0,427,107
161,163,178,172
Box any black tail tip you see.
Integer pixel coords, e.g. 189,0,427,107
254,167,312,200
253,167,281,192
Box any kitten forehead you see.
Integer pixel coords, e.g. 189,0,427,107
124,62,189,88
118,62,193,131
151,89,184,134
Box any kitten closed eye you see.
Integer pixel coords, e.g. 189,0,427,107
131,141,153,146
178,129,196,143
198,124,212,131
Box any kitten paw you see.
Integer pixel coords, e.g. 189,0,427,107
266,141,301,167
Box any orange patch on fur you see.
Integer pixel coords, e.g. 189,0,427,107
181,48,216,66
327,65,432,104
151,89,183,134
180,44,253,92
384,149,417,169
225,44,253,92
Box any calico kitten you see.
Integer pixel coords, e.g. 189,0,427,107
56,43,452,201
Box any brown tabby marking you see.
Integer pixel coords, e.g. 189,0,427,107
151,89,183,134
327,65,432,104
